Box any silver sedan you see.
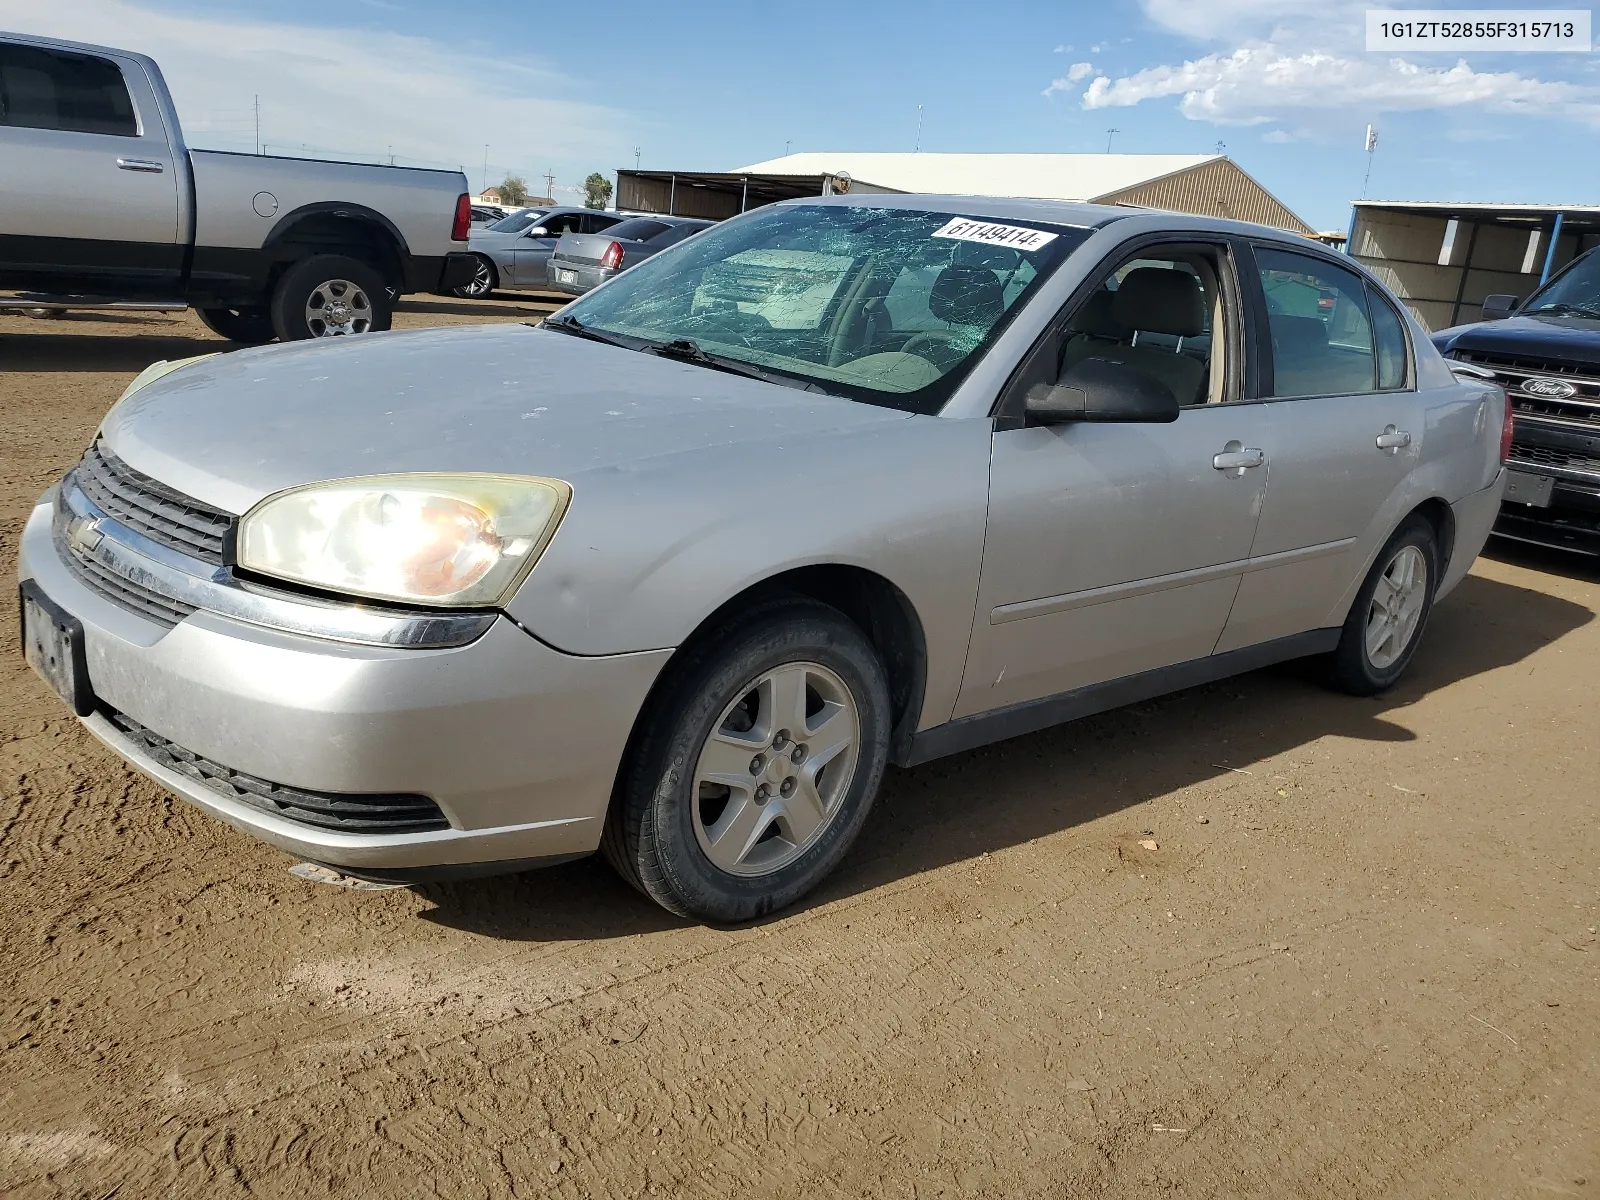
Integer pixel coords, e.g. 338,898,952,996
19,196,1508,921
453,205,628,297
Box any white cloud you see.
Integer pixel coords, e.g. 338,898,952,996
1053,44,1072,53
1042,62,1096,97
1071,0,1600,134
0,0,631,188
1082,46,1600,130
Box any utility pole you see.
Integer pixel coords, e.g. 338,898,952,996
388,145,395,166
914,104,923,153
482,144,489,195
254,95,260,155
784,139,791,157
544,168,556,201
1105,127,1119,153
1361,124,1379,198
634,145,641,169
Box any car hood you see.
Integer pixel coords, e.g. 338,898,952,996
99,323,911,514
1433,313,1600,367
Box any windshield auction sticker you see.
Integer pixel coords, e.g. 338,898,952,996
932,218,1059,251
1367,9,1590,51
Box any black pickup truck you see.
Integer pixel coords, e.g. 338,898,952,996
1432,247,1600,555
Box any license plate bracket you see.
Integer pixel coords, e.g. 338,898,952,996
1504,469,1555,508
19,581,95,716
555,268,576,284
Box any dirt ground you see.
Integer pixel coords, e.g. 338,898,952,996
2,299,1597,1200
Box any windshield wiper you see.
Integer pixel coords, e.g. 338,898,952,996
540,313,640,350
1529,301,1600,321
646,338,828,393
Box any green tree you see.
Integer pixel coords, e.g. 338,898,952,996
498,174,530,206
583,172,614,210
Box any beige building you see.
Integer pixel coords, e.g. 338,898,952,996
615,152,1312,234
1348,200,1600,331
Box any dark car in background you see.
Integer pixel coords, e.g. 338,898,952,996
548,216,713,296
1432,246,1600,555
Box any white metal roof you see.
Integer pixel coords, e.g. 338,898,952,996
732,152,1221,203
1355,200,1600,214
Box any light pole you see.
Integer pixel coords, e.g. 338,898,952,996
1105,127,1119,153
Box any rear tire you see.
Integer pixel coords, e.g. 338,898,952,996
196,306,276,344
451,254,497,299
602,597,891,923
269,255,392,341
1328,516,1440,696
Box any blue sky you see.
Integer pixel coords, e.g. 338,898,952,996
8,0,1600,230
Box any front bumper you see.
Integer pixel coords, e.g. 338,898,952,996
1494,466,1600,556
18,495,671,872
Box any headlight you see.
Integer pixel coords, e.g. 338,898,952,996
237,474,571,607
118,354,218,403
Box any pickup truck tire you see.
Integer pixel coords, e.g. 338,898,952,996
270,255,392,341
196,306,276,345
451,254,497,299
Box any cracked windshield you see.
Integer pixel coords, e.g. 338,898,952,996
560,204,1085,410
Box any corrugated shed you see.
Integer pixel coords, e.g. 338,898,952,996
1096,159,1312,235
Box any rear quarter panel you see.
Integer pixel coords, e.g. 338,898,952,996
190,151,467,256
507,414,995,734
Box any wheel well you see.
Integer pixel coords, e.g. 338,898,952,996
1411,497,1456,573
268,214,404,295
671,565,928,766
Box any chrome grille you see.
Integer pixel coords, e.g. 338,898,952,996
105,710,451,835
71,441,233,564
52,499,193,628
1452,351,1600,428
1507,443,1600,474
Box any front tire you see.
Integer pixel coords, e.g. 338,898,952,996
1329,516,1440,695
196,306,276,344
603,597,891,923
269,255,392,341
451,254,497,299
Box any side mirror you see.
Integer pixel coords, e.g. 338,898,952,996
1481,294,1518,321
1025,356,1181,425
526,226,550,238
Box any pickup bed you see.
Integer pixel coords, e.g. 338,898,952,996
0,32,477,341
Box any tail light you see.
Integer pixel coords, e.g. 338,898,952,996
1499,386,1515,464
599,240,625,271
450,193,471,242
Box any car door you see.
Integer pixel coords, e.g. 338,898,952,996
1216,244,1427,652
955,238,1272,719
0,40,181,293
511,211,584,287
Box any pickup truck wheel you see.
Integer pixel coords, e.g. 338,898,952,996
270,255,392,341
196,306,276,345
602,596,891,923
1328,516,1439,696
451,254,496,299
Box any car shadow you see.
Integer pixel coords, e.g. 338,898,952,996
1482,534,1600,583
396,296,564,319
418,571,1590,941
0,330,225,372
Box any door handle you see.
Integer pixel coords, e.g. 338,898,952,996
1213,442,1266,474
1375,425,1412,453
116,158,165,173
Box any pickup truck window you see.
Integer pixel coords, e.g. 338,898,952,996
0,43,137,136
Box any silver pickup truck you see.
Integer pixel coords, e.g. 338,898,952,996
0,32,477,341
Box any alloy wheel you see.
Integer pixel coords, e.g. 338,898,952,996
304,278,373,336
691,661,861,878
1365,544,1428,670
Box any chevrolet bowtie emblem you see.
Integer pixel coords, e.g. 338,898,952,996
67,514,105,554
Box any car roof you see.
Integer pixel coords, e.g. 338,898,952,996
784,191,1321,243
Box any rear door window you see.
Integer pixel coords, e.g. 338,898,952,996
1368,286,1410,390
1256,247,1378,397
582,213,624,233
0,43,137,136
